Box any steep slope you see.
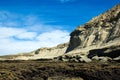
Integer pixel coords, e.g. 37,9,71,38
57,4,120,62
0,4,120,61
66,4,120,53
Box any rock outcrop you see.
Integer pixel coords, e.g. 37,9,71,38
0,4,120,61
62,4,120,62
66,4,120,53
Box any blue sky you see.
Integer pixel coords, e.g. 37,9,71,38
0,0,119,55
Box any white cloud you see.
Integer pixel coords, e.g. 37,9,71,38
16,32,37,40
37,30,69,46
0,27,69,55
59,0,76,3
0,27,25,38
0,27,37,40
23,15,39,26
0,11,70,55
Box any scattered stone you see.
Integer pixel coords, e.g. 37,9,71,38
113,56,120,62
92,56,112,62
79,56,92,63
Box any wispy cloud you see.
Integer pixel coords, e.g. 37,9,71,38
0,11,70,55
59,0,76,3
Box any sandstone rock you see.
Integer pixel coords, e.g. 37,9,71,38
69,58,79,62
66,4,120,53
88,43,120,59
113,56,120,62
0,4,120,61
79,56,92,63
64,4,120,62
92,56,112,62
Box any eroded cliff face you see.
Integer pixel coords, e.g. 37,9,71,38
66,4,120,53
0,4,120,61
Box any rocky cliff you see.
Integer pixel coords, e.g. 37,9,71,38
66,4,120,53
60,4,120,62
0,4,120,61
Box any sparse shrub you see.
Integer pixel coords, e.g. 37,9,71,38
0,60,119,80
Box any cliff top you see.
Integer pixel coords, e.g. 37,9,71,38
76,4,120,31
